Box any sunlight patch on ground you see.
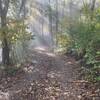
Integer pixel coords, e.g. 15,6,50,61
48,71,62,78
34,47,47,51
0,91,9,100
23,66,40,74
45,52,55,57
67,61,73,64
23,66,34,73
34,46,56,57
31,60,38,64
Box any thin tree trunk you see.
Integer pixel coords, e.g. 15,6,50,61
55,0,59,33
1,16,10,65
48,0,54,50
91,0,96,11
0,0,10,66
2,37,10,65
55,0,59,47
48,0,53,35
90,0,96,20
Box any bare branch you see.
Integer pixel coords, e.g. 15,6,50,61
3,0,10,16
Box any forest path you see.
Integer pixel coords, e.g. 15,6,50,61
0,48,97,100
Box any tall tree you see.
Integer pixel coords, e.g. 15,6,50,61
0,0,27,66
48,0,54,47
0,0,10,65
48,0,52,35
55,0,59,33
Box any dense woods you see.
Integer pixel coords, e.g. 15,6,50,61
0,0,100,100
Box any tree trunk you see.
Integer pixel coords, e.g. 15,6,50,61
55,0,59,47
48,0,54,50
90,0,96,20
1,16,10,66
91,0,96,11
2,37,10,65
55,0,59,33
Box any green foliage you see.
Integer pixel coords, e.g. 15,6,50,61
0,18,33,64
8,19,33,64
60,3,100,82
7,19,32,44
57,34,71,48
0,19,32,44
84,48,100,82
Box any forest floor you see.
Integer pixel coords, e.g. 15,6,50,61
0,47,100,100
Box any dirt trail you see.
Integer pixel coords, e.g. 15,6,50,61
0,48,99,100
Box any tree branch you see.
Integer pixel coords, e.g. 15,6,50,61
3,0,10,16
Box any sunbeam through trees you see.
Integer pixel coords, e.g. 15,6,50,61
0,0,100,100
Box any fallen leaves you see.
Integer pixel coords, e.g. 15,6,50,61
0,50,99,100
